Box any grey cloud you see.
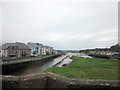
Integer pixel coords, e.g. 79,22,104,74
1,1,118,49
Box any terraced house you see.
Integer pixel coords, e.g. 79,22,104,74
27,42,43,56
44,45,53,55
27,42,54,56
1,42,31,58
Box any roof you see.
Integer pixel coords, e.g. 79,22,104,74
43,45,49,48
27,42,53,49
2,42,30,50
0,46,1,50
27,42,43,48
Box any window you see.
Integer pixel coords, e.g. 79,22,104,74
37,43,39,45
36,47,38,50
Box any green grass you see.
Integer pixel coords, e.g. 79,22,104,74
43,56,119,80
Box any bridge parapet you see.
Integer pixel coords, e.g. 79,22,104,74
1,73,120,89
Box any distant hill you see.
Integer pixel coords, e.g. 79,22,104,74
79,43,120,53
110,43,120,52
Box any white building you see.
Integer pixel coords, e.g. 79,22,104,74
43,45,53,55
27,42,54,56
27,42,43,56
49,47,54,54
41,45,47,55
0,46,8,57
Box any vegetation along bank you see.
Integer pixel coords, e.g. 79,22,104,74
43,56,119,80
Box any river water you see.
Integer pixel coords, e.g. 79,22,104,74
10,55,68,76
3,53,91,76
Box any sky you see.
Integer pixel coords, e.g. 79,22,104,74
0,0,119,50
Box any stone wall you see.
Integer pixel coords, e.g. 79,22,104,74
1,73,120,89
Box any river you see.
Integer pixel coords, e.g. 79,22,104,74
8,55,68,76
2,53,91,76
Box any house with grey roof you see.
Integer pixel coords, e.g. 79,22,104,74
41,45,47,55
27,42,54,56
43,45,54,55
49,47,54,54
27,42,44,56
1,42,31,58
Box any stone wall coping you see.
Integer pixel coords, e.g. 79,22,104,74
1,72,120,88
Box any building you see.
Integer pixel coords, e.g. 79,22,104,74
44,45,50,55
27,42,44,56
44,45,54,55
1,42,31,58
53,50,58,54
41,45,47,55
0,46,2,57
49,47,54,54
27,42,54,56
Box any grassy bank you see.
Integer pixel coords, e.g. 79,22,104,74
43,56,119,80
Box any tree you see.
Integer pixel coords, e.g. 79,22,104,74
46,51,50,55
110,44,120,52
33,51,37,55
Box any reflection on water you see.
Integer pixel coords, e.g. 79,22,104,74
11,55,67,76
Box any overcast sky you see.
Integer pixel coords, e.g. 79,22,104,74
0,0,119,50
